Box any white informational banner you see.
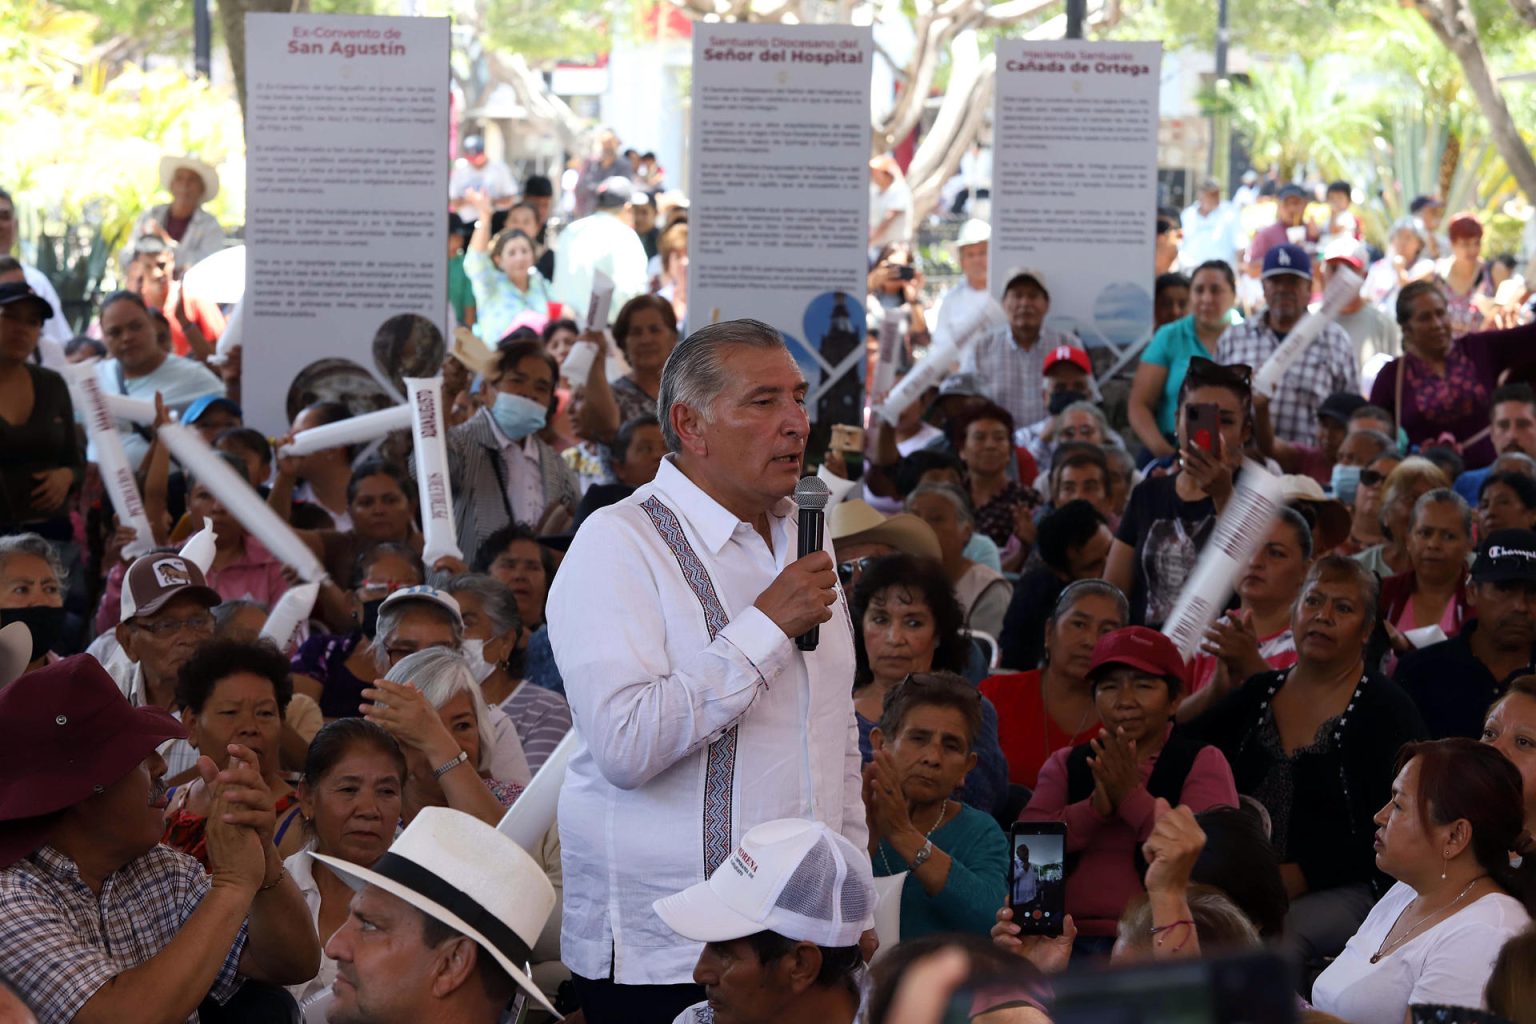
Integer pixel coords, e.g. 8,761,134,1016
689,23,873,426
243,13,450,434
990,41,1162,352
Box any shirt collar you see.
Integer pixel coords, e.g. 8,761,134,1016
487,415,538,457
650,456,791,557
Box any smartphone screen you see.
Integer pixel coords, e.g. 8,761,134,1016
1009,822,1066,936
896,265,916,281
1186,402,1220,454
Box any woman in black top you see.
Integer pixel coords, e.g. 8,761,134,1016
0,284,81,537
1187,554,1426,983
1105,357,1249,628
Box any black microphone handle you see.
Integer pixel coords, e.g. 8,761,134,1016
796,504,823,652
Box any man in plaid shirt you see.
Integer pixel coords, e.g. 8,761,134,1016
961,269,1074,429
0,656,320,1024
1216,244,1359,446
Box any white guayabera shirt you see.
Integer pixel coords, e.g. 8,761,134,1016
548,455,866,985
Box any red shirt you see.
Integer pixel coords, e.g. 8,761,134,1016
979,669,1100,789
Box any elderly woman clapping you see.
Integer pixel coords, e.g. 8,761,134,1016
364,645,524,827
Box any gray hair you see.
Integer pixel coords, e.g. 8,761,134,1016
905,482,975,528
1302,554,1380,631
1347,429,1395,461
1494,452,1536,476
0,533,67,588
372,598,465,674
1388,216,1427,251
213,599,268,637
656,319,786,451
437,572,522,635
1101,444,1135,484
384,647,497,774
1051,578,1129,625
1117,885,1261,955
1059,400,1110,434
1412,487,1472,537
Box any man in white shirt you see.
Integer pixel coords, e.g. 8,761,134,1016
931,219,991,342
551,177,649,325
95,291,224,469
547,319,865,1024
1320,239,1401,373
1180,178,1244,272
0,188,69,362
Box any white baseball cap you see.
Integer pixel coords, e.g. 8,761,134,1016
653,818,876,948
379,585,463,627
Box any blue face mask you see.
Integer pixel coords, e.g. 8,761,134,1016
491,392,548,440
1331,464,1361,506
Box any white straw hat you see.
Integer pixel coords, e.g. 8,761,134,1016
653,818,876,948
313,806,559,1017
159,155,220,203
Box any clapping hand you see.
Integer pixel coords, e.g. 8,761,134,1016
862,749,914,842
1087,727,1140,816
1200,612,1267,684
202,744,273,893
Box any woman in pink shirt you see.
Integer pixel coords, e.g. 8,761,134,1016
186,451,291,607
1020,626,1238,946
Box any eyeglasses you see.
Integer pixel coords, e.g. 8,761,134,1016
1360,469,1387,487
838,557,878,584
132,613,215,638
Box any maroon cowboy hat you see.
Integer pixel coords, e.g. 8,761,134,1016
0,655,187,867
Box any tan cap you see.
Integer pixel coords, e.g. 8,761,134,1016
828,500,942,563
1279,475,1351,553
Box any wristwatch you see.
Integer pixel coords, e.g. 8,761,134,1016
911,838,934,868
432,749,470,780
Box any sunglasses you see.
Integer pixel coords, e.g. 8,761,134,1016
838,557,878,584
1360,469,1387,487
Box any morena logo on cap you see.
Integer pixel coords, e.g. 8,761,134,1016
730,847,759,878
151,558,192,588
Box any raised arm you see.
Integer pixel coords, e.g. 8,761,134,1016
1128,361,1176,459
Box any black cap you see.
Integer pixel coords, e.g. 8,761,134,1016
0,282,52,322
1472,529,1536,585
1317,392,1369,426
523,175,554,198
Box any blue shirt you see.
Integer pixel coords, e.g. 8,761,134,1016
873,803,1009,941
1141,312,1244,437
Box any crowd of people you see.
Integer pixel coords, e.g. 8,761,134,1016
3,132,1536,1024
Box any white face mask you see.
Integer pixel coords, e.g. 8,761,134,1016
460,638,497,684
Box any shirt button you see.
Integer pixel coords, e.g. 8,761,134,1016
55,715,67,726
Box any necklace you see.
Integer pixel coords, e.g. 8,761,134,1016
1040,672,1095,751
878,799,948,876
1370,875,1488,964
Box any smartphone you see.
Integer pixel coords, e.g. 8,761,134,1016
1008,821,1066,936
1186,402,1220,454
829,424,865,454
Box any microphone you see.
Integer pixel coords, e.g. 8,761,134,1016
794,475,831,652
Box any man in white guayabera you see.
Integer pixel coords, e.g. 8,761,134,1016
548,318,869,1024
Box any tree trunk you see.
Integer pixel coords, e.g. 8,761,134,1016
218,0,308,122
1413,0,1536,208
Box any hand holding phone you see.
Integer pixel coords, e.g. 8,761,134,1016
1008,821,1067,936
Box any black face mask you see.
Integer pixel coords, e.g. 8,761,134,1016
1049,389,1089,416
360,599,385,639
1,605,67,662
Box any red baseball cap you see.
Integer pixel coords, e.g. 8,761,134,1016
1086,626,1188,693
1043,345,1092,376
0,655,187,867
